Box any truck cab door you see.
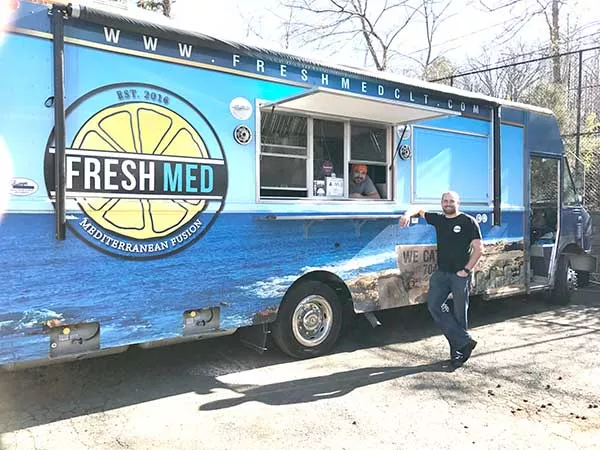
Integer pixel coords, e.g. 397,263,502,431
529,155,560,286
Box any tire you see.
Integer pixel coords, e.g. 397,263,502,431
549,256,576,305
272,280,343,359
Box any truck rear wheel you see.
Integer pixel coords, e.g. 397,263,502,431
272,281,343,359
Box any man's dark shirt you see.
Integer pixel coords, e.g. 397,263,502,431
425,212,482,273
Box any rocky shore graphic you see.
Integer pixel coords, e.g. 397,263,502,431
350,240,524,313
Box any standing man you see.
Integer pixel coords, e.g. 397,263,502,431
399,191,483,369
349,164,380,199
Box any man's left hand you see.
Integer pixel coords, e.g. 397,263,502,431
456,270,469,278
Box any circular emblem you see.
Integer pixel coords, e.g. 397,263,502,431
399,144,411,160
44,83,228,260
481,214,488,223
453,225,462,233
229,97,253,121
10,177,38,196
233,125,252,145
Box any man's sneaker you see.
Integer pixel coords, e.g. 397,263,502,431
450,354,463,369
460,339,477,363
450,339,478,369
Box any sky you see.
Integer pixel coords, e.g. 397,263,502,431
5,0,594,73
166,0,600,73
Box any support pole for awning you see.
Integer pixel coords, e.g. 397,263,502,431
51,4,67,240
493,105,501,226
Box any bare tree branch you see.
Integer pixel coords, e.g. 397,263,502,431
480,0,566,82
478,0,522,12
281,0,422,71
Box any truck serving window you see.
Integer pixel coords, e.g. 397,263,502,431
313,118,345,198
349,122,388,200
259,111,390,200
259,112,308,198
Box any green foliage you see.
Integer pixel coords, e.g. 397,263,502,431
579,113,600,210
424,57,457,82
581,113,600,168
521,81,571,133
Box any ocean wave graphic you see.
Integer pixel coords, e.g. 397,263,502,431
239,223,525,301
241,251,398,300
241,224,402,300
0,308,63,335
301,250,397,277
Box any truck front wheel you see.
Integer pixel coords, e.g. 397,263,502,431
272,281,343,359
549,256,577,305
576,270,590,288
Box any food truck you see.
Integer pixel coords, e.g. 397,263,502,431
0,0,596,367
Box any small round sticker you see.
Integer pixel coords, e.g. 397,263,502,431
481,214,488,223
453,225,462,233
229,97,253,121
10,177,38,196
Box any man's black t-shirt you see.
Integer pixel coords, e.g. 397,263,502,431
425,212,482,273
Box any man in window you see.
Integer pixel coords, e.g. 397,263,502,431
349,164,380,199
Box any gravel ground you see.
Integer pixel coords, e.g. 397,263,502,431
1,287,599,450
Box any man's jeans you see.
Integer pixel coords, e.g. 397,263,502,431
427,270,472,351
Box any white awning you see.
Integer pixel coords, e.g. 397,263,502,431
261,88,458,124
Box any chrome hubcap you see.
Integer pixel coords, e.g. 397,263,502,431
292,295,334,347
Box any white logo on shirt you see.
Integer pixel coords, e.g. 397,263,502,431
453,225,462,233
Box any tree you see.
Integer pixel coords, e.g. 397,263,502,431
253,4,298,50
452,42,546,101
416,0,452,78
569,112,600,210
397,0,453,79
282,0,422,71
580,113,600,167
522,81,569,129
478,0,565,83
137,0,174,18
421,55,456,81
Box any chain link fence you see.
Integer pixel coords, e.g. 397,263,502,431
433,46,600,212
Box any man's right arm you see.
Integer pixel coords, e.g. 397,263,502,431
399,206,427,227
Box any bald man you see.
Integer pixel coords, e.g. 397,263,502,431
400,191,483,369
349,164,380,199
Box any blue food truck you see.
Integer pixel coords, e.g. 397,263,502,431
0,0,596,367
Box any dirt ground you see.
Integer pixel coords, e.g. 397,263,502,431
1,287,599,450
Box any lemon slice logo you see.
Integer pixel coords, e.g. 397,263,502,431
44,83,228,259
73,102,208,240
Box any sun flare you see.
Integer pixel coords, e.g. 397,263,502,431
0,137,14,221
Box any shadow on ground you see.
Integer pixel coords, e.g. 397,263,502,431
0,287,598,434
196,362,452,411
338,285,600,353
